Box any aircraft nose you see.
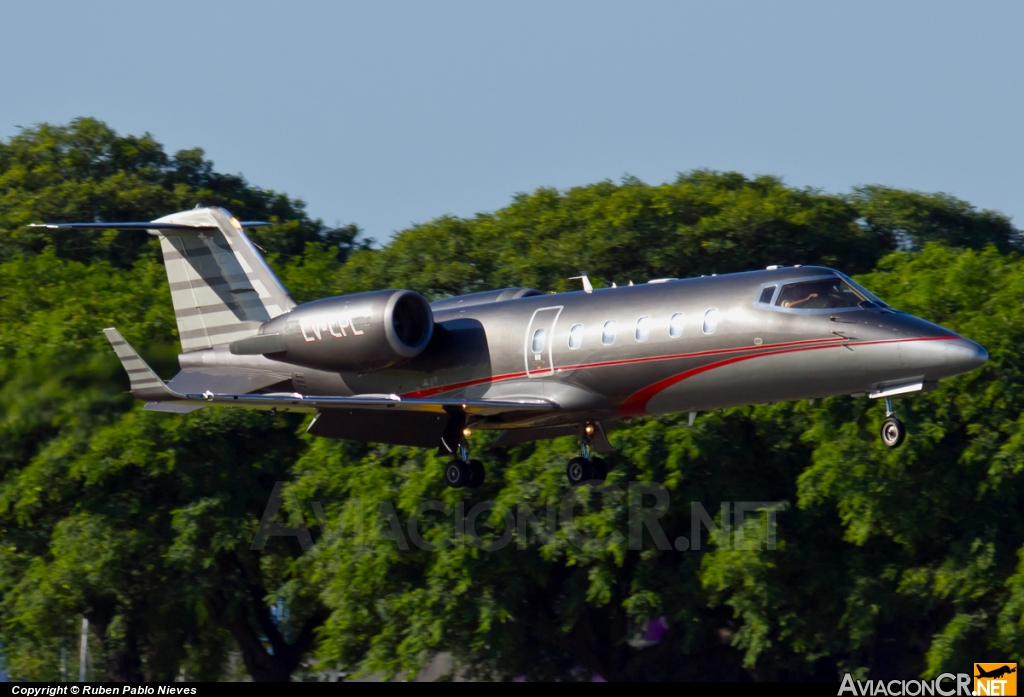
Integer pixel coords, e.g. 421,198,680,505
945,337,988,375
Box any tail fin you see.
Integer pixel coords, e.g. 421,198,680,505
33,207,297,352
150,207,296,351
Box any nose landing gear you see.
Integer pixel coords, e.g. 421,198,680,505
445,440,485,489
880,397,906,448
566,424,608,486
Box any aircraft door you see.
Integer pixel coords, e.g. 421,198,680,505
525,306,563,377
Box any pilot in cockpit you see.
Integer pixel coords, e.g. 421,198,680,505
777,278,863,309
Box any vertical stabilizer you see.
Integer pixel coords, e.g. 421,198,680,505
150,207,296,352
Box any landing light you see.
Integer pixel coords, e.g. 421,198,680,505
462,427,473,438
584,424,595,435
230,217,243,231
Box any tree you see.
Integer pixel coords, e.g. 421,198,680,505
2,118,1022,681
0,120,364,681
0,251,329,680
328,171,1018,299
851,185,1019,253
291,245,1024,681
0,118,366,266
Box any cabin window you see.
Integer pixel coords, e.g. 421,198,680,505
531,328,546,353
776,278,867,310
758,286,776,304
702,308,720,335
601,320,617,345
635,316,651,342
568,323,584,349
669,312,685,338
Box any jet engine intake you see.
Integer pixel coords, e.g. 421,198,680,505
231,289,434,372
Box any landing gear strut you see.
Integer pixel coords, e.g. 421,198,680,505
566,424,607,486
880,397,906,448
445,440,485,489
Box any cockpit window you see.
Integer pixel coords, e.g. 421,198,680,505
840,273,891,309
776,277,867,310
758,286,776,304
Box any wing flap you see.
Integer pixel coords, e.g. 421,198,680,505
143,402,205,414
307,410,448,447
178,391,555,415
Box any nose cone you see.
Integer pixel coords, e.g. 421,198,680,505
946,337,988,376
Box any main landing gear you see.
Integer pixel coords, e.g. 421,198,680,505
880,397,906,448
566,423,608,486
445,440,485,489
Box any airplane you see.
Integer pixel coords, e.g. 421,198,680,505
32,206,989,488
976,665,1017,680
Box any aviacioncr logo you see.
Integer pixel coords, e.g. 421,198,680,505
975,663,1018,696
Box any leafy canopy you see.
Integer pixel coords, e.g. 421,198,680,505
0,118,1021,681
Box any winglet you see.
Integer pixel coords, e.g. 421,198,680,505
102,328,183,402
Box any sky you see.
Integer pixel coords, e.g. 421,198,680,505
2,1,1022,242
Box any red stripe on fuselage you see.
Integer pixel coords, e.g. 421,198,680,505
399,335,847,399
400,335,958,406
617,335,959,417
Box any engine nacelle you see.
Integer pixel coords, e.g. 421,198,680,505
230,289,434,372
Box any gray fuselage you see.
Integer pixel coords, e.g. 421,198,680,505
192,266,986,433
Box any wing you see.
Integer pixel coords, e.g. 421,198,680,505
103,327,556,417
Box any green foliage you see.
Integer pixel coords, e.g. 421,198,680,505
2,118,1023,681
334,172,880,297
290,246,1024,681
0,120,353,681
852,186,1020,253
330,171,1018,299
0,118,366,266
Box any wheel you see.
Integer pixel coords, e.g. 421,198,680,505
467,459,485,489
590,457,608,482
880,416,906,448
445,460,470,488
566,457,594,486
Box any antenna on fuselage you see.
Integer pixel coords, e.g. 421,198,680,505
569,275,593,293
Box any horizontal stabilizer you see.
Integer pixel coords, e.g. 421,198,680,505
44,207,295,353
29,221,270,231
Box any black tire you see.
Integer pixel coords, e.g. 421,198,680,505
445,460,470,488
467,459,486,489
590,457,608,482
566,457,594,486
880,416,906,448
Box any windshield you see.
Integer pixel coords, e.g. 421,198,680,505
776,277,868,310
839,274,891,308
